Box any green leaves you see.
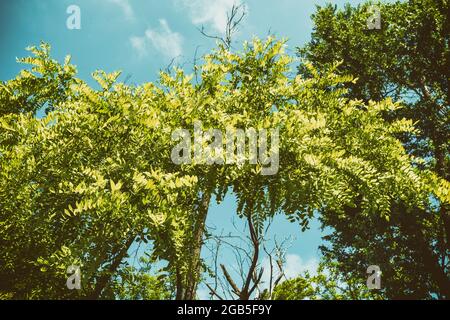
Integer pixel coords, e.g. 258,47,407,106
297,0,450,299
1,42,78,116
92,70,121,91
110,180,123,193
1,28,443,300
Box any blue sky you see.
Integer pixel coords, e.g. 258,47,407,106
0,0,374,83
1,0,387,298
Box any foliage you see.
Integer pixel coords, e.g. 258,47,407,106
105,257,173,300
297,0,449,298
0,31,447,299
0,43,198,298
269,261,383,300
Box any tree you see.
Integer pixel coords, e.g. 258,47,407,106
181,37,446,300
297,0,449,298
268,260,383,300
0,43,200,299
0,35,447,300
104,256,173,300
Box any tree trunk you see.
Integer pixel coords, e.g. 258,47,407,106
179,192,211,300
435,143,450,249
399,209,450,299
88,235,135,299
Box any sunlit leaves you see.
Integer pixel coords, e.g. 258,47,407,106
1,33,444,299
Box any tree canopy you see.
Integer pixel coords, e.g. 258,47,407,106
0,1,448,300
297,0,449,299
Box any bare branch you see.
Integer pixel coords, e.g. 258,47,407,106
249,267,264,297
241,212,260,298
205,282,224,300
197,3,247,49
220,264,241,296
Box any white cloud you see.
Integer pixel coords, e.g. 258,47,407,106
129,36,146,57
107,0,134,20
130,19,183,59
283,254,318,279
176,0,247,34
196,286,211,300
260,254,318,291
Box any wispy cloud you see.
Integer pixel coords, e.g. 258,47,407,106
196,287,211,300
129,36,146,57
130,19,183,59
283,254,318,279
260,254,318,291
175,0,247,34
107,0,134,20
